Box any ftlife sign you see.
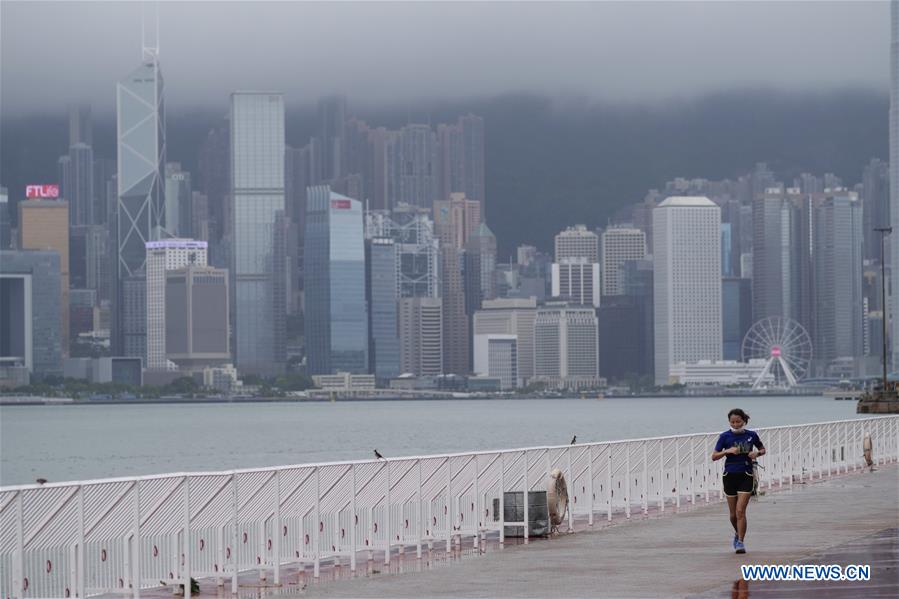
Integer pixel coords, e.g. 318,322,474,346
25,185,59,199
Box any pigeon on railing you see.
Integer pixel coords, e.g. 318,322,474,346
570,435,577,445
374,449,385,460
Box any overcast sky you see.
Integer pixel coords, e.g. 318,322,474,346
1,1,891,115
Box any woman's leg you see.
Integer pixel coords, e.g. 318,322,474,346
727,495,738,533
735,491,752,541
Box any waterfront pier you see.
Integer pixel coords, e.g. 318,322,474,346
1,416,896,598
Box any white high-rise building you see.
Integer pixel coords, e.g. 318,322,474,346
653,197,722,385
891,0,899,370
551,259,600,307
145,239,208,370
601,227,646,296
472,297,537,386
533,302,600,390
555,224,599,262
399,297,443,376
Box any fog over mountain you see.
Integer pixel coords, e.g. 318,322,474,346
1,89,887,255
1,1,888,113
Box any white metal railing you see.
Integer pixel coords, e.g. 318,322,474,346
1,415,896,598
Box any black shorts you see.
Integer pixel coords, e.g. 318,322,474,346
723,472,754,496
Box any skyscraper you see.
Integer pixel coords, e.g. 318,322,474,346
366,237,400,380
653,197,722,385
164,163,192,238
115,49,165,353
813,192,864,373
437,114,486,208
551,259,600,307
751,187,804,324
165,265,230,370
862,158,889,264
145,239,208,371
464,222,498,336
59,143,95,226
600,227,646,296
305,186,368,374
398,297,443,376
318,95,347,181
434,193,481,374
365,204,440,298
393,124,438,209
19,200,70,355
231,92,286,375
1,250,62,378
555,225,599,263
533,302,600,390
473,297,537,386
68,104,93,147
891,0,899,370
198,124,230,243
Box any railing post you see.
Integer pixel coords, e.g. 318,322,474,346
273,471,281,585
523,451,529,541
77,485,85,598
446,457,453,550
641,442,648,514
14,491,23,599
499,452,506,542
659,441,666,510
566,447,573,530
703,436,710,503
216,526,225,587
350,464,357,571
183,477,191,599
416,460,422,558
474,454,481,547
689,436,695,505
69,543,77,599
384,462,391,565
828,424,833,476
587,446,594,526
313,467,321,578
231,474,238,595
606,445,612,522
675,440,681,508
778,428,783,487
132,481,140,598
624,442,631,519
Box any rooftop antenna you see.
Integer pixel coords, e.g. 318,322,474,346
141,1,160,62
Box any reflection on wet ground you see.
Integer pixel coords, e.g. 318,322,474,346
695,527,899,598
139,530,529,598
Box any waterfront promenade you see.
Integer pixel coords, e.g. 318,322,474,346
3,416,895,598
298,464,899,598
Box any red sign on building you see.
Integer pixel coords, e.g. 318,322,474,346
331,199,351,210
25,185,59,199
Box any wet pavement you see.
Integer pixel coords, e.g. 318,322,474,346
134,464,899,598
694,527,898,598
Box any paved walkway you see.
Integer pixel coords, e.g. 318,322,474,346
285,464,898,598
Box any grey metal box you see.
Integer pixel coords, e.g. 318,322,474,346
493,491,549,537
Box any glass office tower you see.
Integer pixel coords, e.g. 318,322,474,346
305,186,368,374
231,92,286,375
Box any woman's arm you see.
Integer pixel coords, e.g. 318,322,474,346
749,435,766,460
748,447,766,460
712,446,740,461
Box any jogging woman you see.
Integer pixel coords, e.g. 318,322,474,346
711,408,765,554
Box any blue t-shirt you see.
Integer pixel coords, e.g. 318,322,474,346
715,429,764,473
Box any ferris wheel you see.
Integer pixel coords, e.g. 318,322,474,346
741,317,813,389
